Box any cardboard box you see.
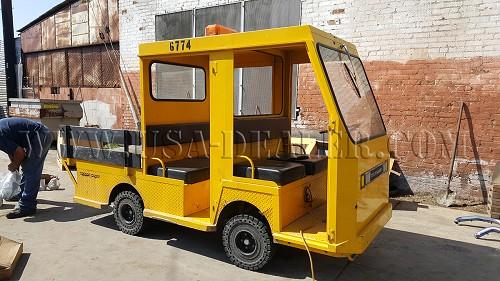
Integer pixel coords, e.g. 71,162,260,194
0,235,23,280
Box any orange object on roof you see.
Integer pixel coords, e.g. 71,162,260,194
204,24,238,36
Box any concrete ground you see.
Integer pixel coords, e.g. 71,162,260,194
0,150,499,281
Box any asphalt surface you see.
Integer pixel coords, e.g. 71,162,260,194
1,150,499,280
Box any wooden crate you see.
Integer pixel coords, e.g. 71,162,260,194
488,163,500,219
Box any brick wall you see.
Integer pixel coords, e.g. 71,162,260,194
119,0,500,198
298,0,500,198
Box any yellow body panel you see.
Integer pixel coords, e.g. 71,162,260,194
63,25,391,258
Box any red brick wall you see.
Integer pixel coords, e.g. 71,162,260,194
295,57,499,198
121,72,141,130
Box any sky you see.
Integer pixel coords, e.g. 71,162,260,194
0,0,63,37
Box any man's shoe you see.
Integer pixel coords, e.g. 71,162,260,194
6,208,36,219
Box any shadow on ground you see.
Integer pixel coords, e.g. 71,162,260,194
22,199,110,223
10,253,30,280
391,199,429,211
91,214,500,281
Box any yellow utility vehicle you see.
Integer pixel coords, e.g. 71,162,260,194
60,25,391,270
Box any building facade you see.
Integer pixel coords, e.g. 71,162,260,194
118,0,499,199
19,0,125,129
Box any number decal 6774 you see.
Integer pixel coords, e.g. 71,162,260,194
169,40,192,52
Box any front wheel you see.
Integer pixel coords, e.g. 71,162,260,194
222,214,275,271
113,191,144,236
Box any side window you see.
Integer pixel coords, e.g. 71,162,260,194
234,55,284,116
236,66,274,116
151,63,206,101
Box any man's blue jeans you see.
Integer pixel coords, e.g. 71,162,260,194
19,128,52,211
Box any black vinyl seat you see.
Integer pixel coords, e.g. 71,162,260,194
234,159,306,186
148,158,210,184
270,154,328,175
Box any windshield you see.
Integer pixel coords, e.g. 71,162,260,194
317,45,386,143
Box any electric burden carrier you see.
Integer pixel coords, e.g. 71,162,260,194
60,25,392,270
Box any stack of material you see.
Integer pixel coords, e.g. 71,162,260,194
489,163,500,219
0,235,23,280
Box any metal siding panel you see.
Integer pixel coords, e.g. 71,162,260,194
68,49,83,86
101,46,120,88
52,51,68,86
21,24,42,53
89,0,109,44
71,1,90,46
39,53,53,86
25,54,40,87
55,7,72,48
41,16,56,50
108,0,119,42
82,46,102,87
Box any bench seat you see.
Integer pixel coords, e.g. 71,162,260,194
271,154,328,175
234,159,306,186
148,158,210,184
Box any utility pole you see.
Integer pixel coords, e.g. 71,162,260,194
1,0,18,99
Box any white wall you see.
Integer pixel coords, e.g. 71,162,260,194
120,0,500,71
302,0,500,61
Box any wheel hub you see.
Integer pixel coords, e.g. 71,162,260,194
235,230,257,256
120,204,136,225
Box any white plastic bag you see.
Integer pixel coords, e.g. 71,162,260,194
0,171,22,200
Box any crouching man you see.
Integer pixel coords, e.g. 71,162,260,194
0,117,52,219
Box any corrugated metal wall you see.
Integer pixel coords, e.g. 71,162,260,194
21,0,119,53
23,45,120,89
0,40,7,118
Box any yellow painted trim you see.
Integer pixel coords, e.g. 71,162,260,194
74,196,106,209
151,157,166,177
144,209,215,232
60,158,77,187
235,155,255,178
221,179,279,195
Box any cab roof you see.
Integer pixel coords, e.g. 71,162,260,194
138,25,358,59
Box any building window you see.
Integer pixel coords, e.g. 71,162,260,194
155,0,301,117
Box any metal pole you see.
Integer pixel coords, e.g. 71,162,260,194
1,0,18,99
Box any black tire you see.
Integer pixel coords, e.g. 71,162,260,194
113,191,144,236
222,214,275,271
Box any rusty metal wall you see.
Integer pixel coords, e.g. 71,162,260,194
108,0,119,42
38,53,53,86
71,0,90,46
21,23,42,53
25,44,119,88
55,7,72,48
89,0,109,44
52,50,68,86
101,48,120,87
67,49,83,87
41,16,56,50
25,55,39,87
21,0,120,54
82,45,102,87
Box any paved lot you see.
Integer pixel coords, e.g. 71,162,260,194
1,150,499,281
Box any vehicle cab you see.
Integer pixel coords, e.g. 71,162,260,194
60,25,391,270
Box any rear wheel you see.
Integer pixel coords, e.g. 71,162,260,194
222,214,275,271
113,191,144,235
